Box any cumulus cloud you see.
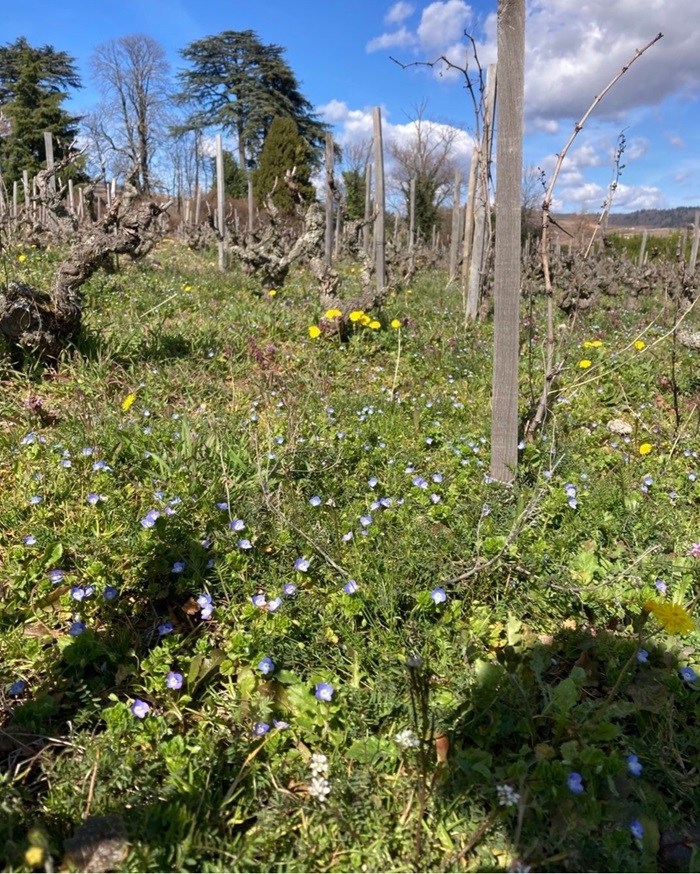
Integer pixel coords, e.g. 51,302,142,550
386,1,415,24
368,0,700,122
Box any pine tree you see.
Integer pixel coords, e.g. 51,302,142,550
253,117,314,214
177,31,327,172
0,37,82,182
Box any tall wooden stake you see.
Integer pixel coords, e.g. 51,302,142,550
373,107,386,295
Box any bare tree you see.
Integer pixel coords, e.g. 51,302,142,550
88,35,173,194
388,101,462,239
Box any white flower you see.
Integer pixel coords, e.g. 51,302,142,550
310,753,328,775
496,784,520,807
307,776,331,802
394,729,420,749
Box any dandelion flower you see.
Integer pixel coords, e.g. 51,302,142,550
391,319,401,328
308,325,321,339
369,320,381,330
349,310,364,322
639,443,652,456
644,600,695,635
634,340,646,350
579,359,592,369
325,308,342,319
122,393,136,411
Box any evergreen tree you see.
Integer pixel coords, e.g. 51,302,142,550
216,150,248,199
177,30,327,172
0,37,82,182
253,116,314,214
342,168,366,221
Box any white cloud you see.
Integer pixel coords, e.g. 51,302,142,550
386,1,415,24
366,27,418,53
668,134,687,149
367,0,700,122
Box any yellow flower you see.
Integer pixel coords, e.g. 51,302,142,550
639,443,652,455
634,339,646,350
122,393,136,411
308,325,321,339
183,284,191,292
579,359,592,369
18,253,27,262
644,600,695,635
369,320,381,330
406,289,413,294
391,319,401,329
583,339,603,348
360,314,371,326
349,310,364,322
25,847,44,867
325,308,342,319
268,289,277,297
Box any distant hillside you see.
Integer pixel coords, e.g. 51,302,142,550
554,207,700,230
606,207,700,229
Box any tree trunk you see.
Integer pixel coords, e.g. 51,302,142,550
490,0,525,484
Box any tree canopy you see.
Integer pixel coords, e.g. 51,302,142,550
176,30,327,173
253,116,315,214
0,37,82,182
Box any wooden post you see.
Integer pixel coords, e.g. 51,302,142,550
490,0,525,484
325,131,334,267
373,107,386,295
449,168,462,281
409,177,416,251
12,180,18,219
363,162,372,256
689,211,700,275
462,144,479,320
638,228,648,267
247,177,254,234
467,64,497,320
215,133,227,271
68,179,75,215
334,206,342,259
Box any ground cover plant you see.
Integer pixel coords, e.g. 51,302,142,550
1,239,700,873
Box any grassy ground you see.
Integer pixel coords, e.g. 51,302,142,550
1,240,699,872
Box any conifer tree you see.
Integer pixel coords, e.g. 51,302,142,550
342,168,366,221
177,31,326,172
0,37,82,182
253,117,315,214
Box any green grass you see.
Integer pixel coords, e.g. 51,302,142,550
1,239,699,872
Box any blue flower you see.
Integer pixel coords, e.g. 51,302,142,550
22,535,37,546
344,580,359,594
29,496,43,505
655,578,667,594
237,538,252,550
70,587,85,601
295,557,310,572
140,509,160,528
258,657,275,675
430,587,447,604
253,722,270,736
360,514,372,527
197,593,212,608
92,460,112,472
273,719,290,730
627,755,643,776
252,594,267,608
342,531,353,542
432,473,443,483
166,671,183,690
267,597,282,612
230,519,246,532
283,583,297,596
104,586,119,601
566,772,584,794
680,666,698,683
367,477,378,489
130,699,150,719
630,820,644,840
413,476,428,489
216,501,228,510
315,683,335,702
637,648,649,663
309,495,322,507
8,679,26,696
158,622,174,636
48,569,64,585
69,621,86,637
171,561,186,574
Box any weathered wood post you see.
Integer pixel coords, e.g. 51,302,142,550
363,162,372,256
689,211,700,275
215,133,227,271
373,107,386,295
490,0,525,484
325,131,334,267
449,168,462,282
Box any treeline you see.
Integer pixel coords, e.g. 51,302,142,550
605,207,700,229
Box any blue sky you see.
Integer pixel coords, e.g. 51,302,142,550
6,0,700,213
